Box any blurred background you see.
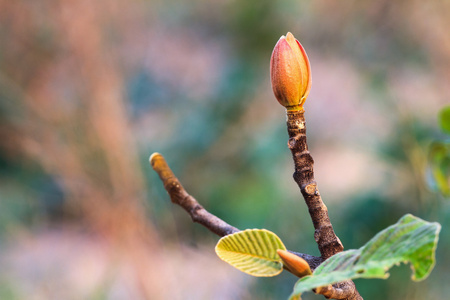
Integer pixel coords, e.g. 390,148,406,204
0,0,449,299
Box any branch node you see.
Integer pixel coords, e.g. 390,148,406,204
304,183,317,195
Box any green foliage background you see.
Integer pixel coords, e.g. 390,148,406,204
0,0,449,299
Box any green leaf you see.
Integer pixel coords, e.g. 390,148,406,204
428,141,450,196
215,229,286,277
290,214,441,299
439,106,450,135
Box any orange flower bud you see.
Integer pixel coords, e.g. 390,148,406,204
270,32,311,111
277,249,312,278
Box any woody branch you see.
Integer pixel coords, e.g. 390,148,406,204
149,152,323,270
286,109,362,300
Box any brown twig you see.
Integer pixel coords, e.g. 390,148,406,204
150,153,239,237
150,152,361,299
286,109,343,259
286,109,362,300
149,152,323,271
288,250,323,271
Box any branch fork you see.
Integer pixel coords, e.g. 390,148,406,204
150,110,362,299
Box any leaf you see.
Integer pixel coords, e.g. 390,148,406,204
290,214,441,299
439,106,450,135
427,141,450,196
215,229,286,277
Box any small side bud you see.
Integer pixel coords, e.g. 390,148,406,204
277,249,313,278
270,32,311,111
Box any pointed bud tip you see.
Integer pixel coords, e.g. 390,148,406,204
277,249,312,278
286,32,295,41
276,35,286,45
277,249,287,255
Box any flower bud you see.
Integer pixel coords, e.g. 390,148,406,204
270,32,311,111
277,249,312,278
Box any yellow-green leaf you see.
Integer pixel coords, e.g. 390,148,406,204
215,229,287,277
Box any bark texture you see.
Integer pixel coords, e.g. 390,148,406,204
286,110,362,300
286,110,343,259
149,153,323,270
150,153,239,236
150,109,364,299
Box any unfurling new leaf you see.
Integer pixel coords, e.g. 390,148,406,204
215,229,286,277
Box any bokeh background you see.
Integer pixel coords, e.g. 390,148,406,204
0,1,449,299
